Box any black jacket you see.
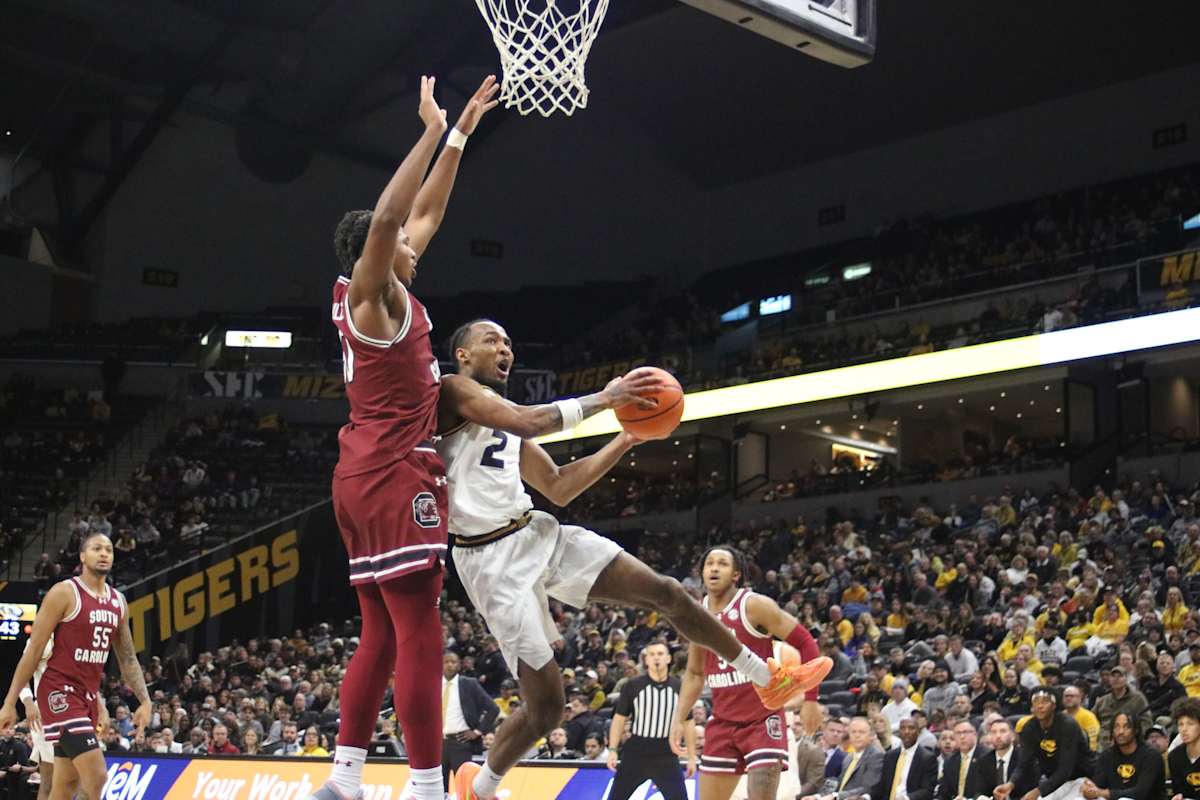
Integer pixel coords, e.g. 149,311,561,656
1011,713,1094,797
474,649,509,697
935,746,997,800
871,744,938,800
1142,674,1187,718
450,675,500,735
1168,744,1200,799
1095,742,1164,800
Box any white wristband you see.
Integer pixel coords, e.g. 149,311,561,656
18,686,33,703
446,127,469,151
554,398,584,431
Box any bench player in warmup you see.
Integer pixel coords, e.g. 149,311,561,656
310,75,500,800
673,545,827,800
435,319,832,800
0,532,149,800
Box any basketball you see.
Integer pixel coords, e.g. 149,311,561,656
615,367,684,439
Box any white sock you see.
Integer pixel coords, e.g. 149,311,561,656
731,645,771,687
472,762,505,800
329,745,367,796
408,766,442,800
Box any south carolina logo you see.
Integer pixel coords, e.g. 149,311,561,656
48,691,69,714
1117,764,1136,780
412,492,441,529
1188,772,1200,787
766,716,783,740
1040,739,1058,756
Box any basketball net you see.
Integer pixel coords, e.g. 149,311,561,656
474,0,610,117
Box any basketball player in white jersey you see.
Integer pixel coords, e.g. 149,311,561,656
17,635,108,799
436,319,828,800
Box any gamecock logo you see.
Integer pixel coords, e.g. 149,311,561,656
48,691,68,714
412,492,441,529
766,716,783,739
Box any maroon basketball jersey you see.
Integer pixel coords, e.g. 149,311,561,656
332,276,441,476
704,587,774,724
41,577,124,699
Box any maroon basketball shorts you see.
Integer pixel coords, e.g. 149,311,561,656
699,712,789,775
333,445,448,585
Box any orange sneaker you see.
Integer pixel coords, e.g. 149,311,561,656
454,762,481,800
754,656,834,709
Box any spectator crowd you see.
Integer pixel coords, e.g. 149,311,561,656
31,405,338,591
2,459,1197,800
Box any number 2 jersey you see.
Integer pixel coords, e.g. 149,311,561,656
331,275,441,477
436,391,534,537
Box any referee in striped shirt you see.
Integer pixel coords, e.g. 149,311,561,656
607,641,696,800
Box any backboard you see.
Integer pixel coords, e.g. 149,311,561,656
677,0,876,67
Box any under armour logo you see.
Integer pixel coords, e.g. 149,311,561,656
435,476,448,486
86,738,96,746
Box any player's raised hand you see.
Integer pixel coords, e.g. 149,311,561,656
418,75,448,132
455,75,501,135
602,368,665,410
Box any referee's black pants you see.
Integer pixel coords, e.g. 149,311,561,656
442,736,476,790
609,752,688,800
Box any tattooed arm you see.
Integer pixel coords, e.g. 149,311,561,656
112,616,152,733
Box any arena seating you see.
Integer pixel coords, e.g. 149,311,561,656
86,464,1198,763
38,407,339,588
0,376,159,572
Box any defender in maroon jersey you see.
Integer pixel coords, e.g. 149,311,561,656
1,532,150,800
306,75,501,800
673,545,833,800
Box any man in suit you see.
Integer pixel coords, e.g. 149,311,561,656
801,716,884,800
936,719,996,800
797,735,831,798
820,717,849,780
441,651,500,791
871,718,938,800
984,718,1018,793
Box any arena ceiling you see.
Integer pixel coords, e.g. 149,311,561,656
2,0,1199,245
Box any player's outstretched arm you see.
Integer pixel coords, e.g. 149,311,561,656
0,583,71,731
439,369,663,440
669,644,706,756
112,616,152,732
745,593,824,732
349,75,447,304
519,433,639,507
407,75,500,261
